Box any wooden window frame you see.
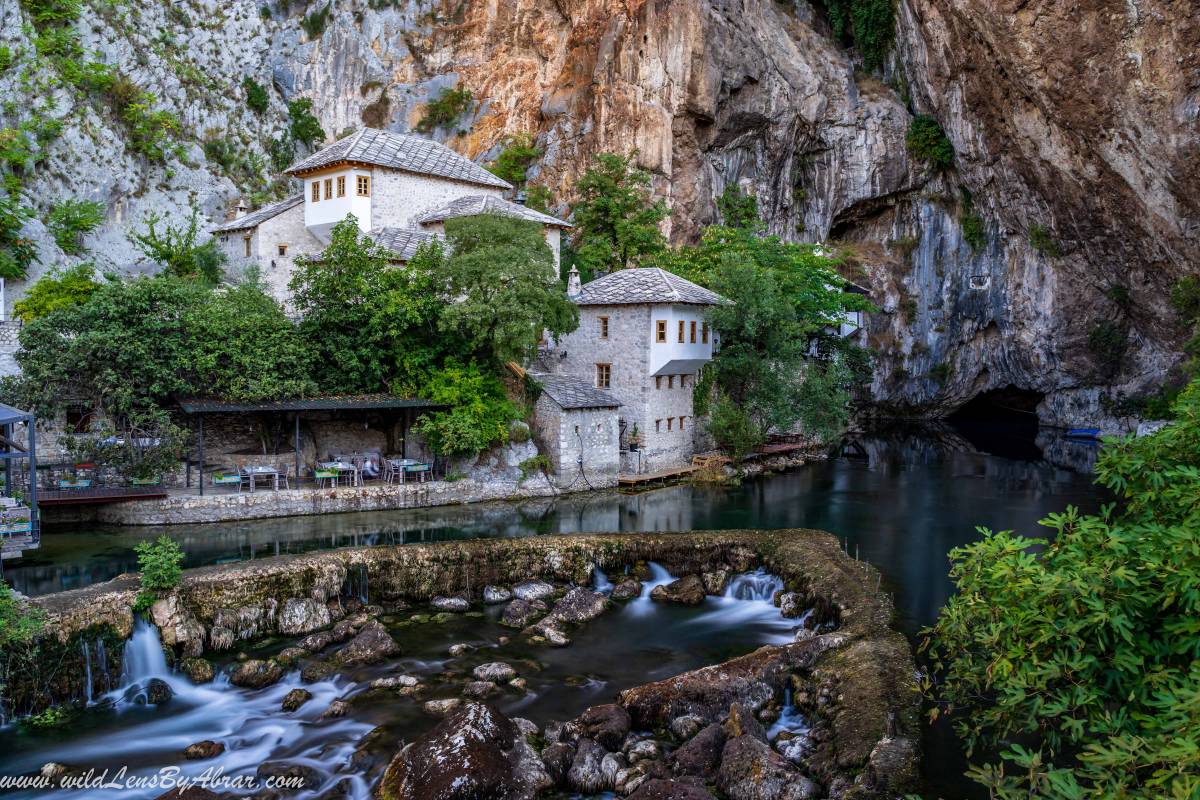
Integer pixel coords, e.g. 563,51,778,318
356,175,370,197
598,316,609,339
595,363,611,389
277,244,288,257
655,320,667,342
243,236,252,257
702,322,709,344
655,376,662,390
690,320,697,343
678,320,685,343
336,176,346,197
324,178,333,200
667,375,674,389
679,416,686,431
667,417,674,431
311,181,320,202
655,419,662,433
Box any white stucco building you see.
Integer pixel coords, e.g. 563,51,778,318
212,128,570,303
545,266,728,473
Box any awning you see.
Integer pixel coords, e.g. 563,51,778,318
177,396,438,414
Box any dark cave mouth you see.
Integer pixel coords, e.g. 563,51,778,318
949,386,1046,459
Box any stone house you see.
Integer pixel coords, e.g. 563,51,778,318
212,128,570,304
528,372,621,488
544,266,728,473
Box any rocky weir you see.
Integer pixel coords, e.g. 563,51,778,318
6,530,920,799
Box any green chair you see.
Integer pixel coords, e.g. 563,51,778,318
314,468,338,488
130,476,162,486
211,471,241,491
58,478,92,489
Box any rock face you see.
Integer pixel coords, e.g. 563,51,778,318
377,702,540,800
717,735,819,800
651,575,707,606
277,598,332,635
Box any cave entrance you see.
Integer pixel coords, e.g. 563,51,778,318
949,386,1045,460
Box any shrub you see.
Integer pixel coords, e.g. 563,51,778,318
488,133,540,186
414,361,521,457
121,92,182,162
906,114,954,170
1105,284,1131,308
708,396,763,461
1169,275,1200,322
12,262,99,322
1029,223,1061,257
524,184,553,213
0,581,44,648
415,86,473,133
929,362,951,384
0,46,15,72
518,454,553,484
132,207,226,283
300,3,331,38
960,212,985,251
268,136,295,172
133,534,183,609
46,198,105,254
1088,319,1127,376
288,98,325,150
826,0,896,72
243,76,269,114
717,183,761,230
203,136,240,173
0,192,36,280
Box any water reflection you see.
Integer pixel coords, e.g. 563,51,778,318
8,427,1103,637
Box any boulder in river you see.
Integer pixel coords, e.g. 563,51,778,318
377,701,544,800
611,579,642,601
145,678,173,705
230,659,283,689
670,724,726,778
208,626,235,651
301,661,335,683
180,657,214,683
500,598,546,628
282,688,313,712
462,681,497,699
628,778,718,800
566,737,608,794
278,598,332,635
776,592,804,618
650,575,706,605
716,735,819,800
255,761,322,793
334,621,400,666
724,703,766,741
544,587,608,624
483,585,512,604
323,699,350,718
512,580,556,602
702,570,730,595
670,714,704,740
540,742,575,785
569,703,631,750
473,662,517,683
423,698,462,716
431,596,470,612
183,740,225,760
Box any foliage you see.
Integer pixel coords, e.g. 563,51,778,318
826,0,896,72
300,3,331,39
716,183,761,230
19,705,74,730
131,207,226,283
414,361,521,457
0,581,44,649
707,395,763,461
46,198,105,254
134,535,184,597
1169,276,1200,322
269,136,295,172
906,114,954,171
288,98,325,151
1105,284,1131,308
243,77,269,114
12,262,99,322
1088,319,1128,376
524,185,553,214
928,361,951,384
1029,223,1061,257
290,217,451,395
416,86,473,134
960,212,985,251
518,454,553,484
0,191,36,280
488,133,541,187
120,91,182,163
430,213,579,364
922,377,1200,799
571,152,667,274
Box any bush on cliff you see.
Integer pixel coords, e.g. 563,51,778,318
923,377,1200,799
0,582,43,649
133,535,184,611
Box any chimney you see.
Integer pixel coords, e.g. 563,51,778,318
234,199,249,219
566,265,582,297
514,189,527,205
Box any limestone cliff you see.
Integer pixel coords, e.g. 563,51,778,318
1,0,1195,426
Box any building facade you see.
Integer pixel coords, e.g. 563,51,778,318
528,373,621,487
546,267,727,473
213,128,570,304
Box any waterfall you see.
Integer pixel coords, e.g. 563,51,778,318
344,564,369,604
360,564,369,604
96,637,109,693
723,569,784,602
592,565,613,593
81,639,94,705
627,562,675,615
118,618,171,686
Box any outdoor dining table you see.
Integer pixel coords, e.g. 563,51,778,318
243,465,281,492
319,461,362,487
389,458,430,483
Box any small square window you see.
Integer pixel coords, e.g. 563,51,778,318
311,181,320,202
667,417,674,431
336,176,346,197
678,320,685,343
277,244,288,257
655,419,662,433
598,316,609,339
655,376,662,390
656,320,667,342
243,236,252,257
324,178,333,200
680,375,687,389
596,363,611,389
702,322,709,344
357,175,370,197
679,416,686,431
690,320,697,343
668,375,674,389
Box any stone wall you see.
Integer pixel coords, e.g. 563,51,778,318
531,394,619,487
373,169,506,230
0,319,21,378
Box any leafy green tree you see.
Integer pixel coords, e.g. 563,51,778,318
12,262,100,322
0,582,44,649
826,0,896,72
415,86,473,134
133,535,184,611
525,185,553,214
414,360,521,457
288,98,325,150
571,152,667,274
716,183,761,230
46,198,105,255
243,77,269,113
922,378,1200,799
0,191,35,279
431,213,579,364
906,114,954,171
488,133,541,187
131,207,226,283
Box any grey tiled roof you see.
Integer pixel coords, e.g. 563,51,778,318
211,194,303,233
285,128,511,190
530,373,621,409
572,268,728,307
415,194,571,228
367,227,441,261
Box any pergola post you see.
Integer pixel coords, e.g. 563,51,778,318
294,414,301,486
27,417,37,539
198,415,205,497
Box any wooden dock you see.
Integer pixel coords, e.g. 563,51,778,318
38,486,169,505
618,465,699,486
2,533,38,559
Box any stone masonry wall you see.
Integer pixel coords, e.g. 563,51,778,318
0,320,21,378
532,393,619,487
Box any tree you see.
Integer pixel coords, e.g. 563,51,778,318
288,98,325,150
488,133,541,187
12,262,100,322
430,213,579,364
570,152,667,275
716,183,761,230
46,198,105,255
922,378,1200,799
131,207,226,283
413,360,521,457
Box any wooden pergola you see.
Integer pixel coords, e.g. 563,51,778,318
0,401,38,559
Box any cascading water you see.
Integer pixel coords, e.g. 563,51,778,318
592,565,613,594
627,562,675,616
343,564,369,604
724,569,784,601
767,686,811,763
81,639,94,705
681,568,799,644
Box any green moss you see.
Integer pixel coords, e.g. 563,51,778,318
243,77,269,114
416,86,472,134
1029,223,1061,257
300,3,330,39
826,0,896,72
